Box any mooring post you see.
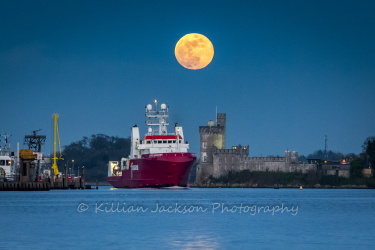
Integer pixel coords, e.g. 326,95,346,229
81,166,85,189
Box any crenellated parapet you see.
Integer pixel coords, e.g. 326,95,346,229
214,144,249,156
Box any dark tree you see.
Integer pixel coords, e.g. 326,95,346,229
307,150,344,161
298,155,308,163
362,136,375,169
350,158,364,179
61,134,131,181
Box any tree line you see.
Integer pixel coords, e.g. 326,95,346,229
60,134,131,181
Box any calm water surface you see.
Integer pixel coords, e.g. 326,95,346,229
0,188,374,249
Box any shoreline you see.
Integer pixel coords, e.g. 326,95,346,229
190,184,372,189
87,182,373,189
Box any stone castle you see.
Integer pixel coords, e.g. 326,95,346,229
195,113,317,185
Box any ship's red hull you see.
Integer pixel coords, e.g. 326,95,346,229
106,152,196,188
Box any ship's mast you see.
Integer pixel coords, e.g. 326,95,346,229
145,100,169,135
0,133,11,154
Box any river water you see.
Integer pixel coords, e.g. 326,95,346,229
0,187,374,249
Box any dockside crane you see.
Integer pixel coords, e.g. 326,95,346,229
52,114,63,177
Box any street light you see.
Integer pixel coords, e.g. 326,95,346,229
72,160,75,176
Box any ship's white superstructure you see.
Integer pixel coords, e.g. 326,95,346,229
130,100,190,158
0,134,15,178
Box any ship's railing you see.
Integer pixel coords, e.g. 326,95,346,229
145,110,169,116
0,151,13,156
0,174,20,182
143,132,179,136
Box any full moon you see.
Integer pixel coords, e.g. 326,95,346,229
175,33,214,70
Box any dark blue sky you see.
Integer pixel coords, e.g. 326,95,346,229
1,0,374,157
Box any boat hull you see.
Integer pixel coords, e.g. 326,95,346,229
106,153,196,188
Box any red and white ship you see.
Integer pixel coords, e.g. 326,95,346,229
106,100,196,188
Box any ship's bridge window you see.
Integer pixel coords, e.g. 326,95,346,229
168,140,172,143
179,140,182,144
154,140,158,144
173,140,176,143
0,160,5,165
7,160,11,166
146,140,151,144
158,140,162,144
163,140,167,144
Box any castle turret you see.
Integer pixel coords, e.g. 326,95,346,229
217,113,226,128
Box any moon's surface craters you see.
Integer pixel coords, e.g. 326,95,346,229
175,33,214,70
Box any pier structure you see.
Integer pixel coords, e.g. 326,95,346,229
0,114,92,191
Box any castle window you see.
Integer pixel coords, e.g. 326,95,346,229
202,152,207,162
202,142,206,149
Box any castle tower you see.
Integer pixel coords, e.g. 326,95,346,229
199,113,226,163
196,113,226,185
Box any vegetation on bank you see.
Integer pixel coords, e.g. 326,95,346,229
60,134,131,181
207,170,375,188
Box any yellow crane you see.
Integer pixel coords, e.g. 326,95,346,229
52,113,63,177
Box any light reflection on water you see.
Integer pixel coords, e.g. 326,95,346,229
169,234,220,250
0,188,374,249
